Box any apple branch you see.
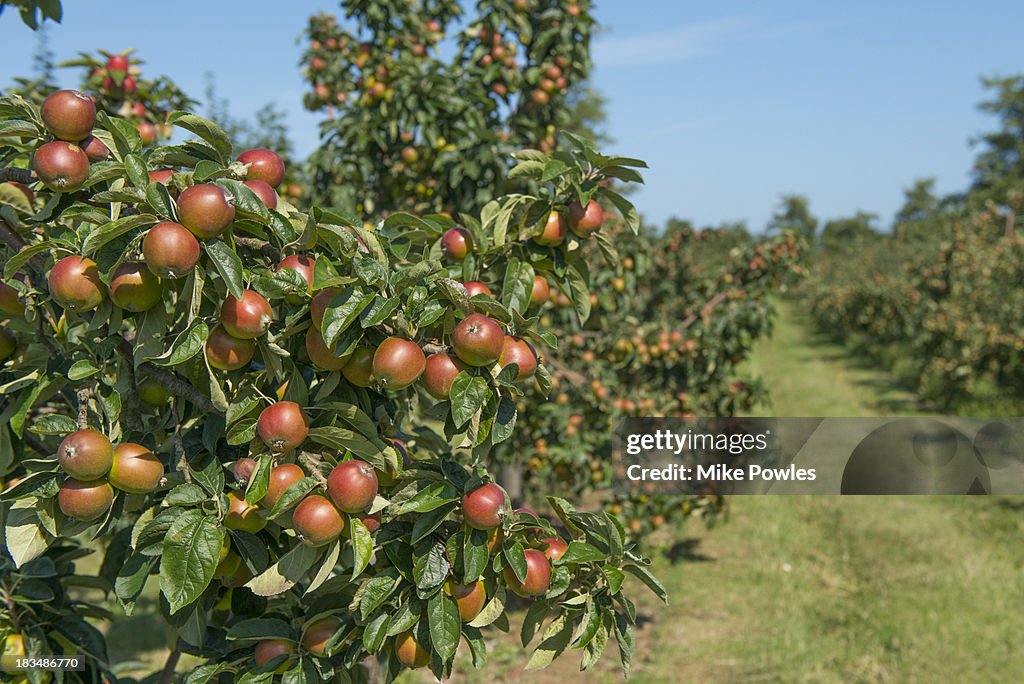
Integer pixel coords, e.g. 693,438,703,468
116,337,221,414
680,291,728,331
421,342,448,355
0,218,50,277
171,398,192,484
298,451,329,485
234,236,281,261
76,387,90,430
0,167,36,185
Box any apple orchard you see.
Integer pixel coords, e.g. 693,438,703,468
0,1,802,682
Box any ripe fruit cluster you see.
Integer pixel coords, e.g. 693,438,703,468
33,90,98,193
56,429,163,521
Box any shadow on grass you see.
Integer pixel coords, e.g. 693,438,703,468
664,537,715,565
994,498,1024,512
104,595,169,659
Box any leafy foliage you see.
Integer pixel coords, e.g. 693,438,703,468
0,92,661,681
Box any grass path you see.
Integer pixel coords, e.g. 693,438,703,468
742,298,924,417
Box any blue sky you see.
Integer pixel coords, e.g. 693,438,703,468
2,1,1023,230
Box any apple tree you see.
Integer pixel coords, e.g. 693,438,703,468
0,85,664,683
301,0,595,214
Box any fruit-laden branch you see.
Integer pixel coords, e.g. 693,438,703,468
0,219,49,276
234,236,281,261
680,291,728,330
0,167,37,184
115,338,221,415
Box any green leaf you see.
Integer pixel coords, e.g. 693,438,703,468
165,484,208,506
4,501,49,568
623,563,668,604
81,214,155,256
28,414,76,436
463,528,489,583
149,319,208,366
159,510,223,614
3,241,52,279
349,516,373,579
307,427,385,470
167,111,232,161
555,541,606,565
246,543,319,597
520,599,549,646
603,190,641,234
391,482,459,515
490,396,517,445
468,584,506,628
524,612,573,670
244,453,274,506
564,264,591,324
427,591,461,661
146,182,175,219
505,542,527,583
321,287,374,348
205,240,245,301
413,540,450,591
541,159,571,182
226,618,294,641
602,566,625,594
362,612,391,654
359,572,400,620
410,504,455,544
449,373,489,427
266,476,318,519
305,539,340,595
124,154,149,188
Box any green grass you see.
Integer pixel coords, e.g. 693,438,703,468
742,299,925,417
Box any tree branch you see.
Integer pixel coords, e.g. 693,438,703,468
171,398,192,484
298,451,329,485
116,337,221,414
680,291,728,330
234,236,281,261
157,641,182,684
421,342,448,355
76,388,90,430
0,167,36,184
0,219,49,277
113,339,143,434
139,364,220,414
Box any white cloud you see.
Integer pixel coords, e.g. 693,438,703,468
593,15,838,68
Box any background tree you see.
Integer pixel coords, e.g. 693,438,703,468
301,0,597,215
893,177,943,241
767,194,818,242
820,211,878,249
